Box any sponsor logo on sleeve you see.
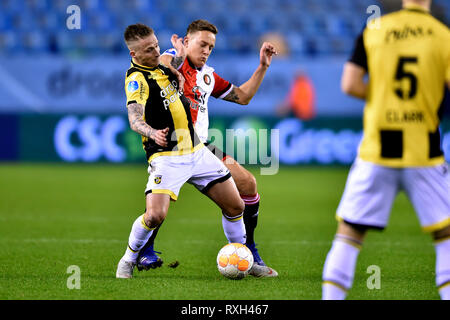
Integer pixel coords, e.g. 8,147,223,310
127,80,139,93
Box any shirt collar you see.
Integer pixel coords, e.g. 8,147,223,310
131,59,159,71
404,3,430,13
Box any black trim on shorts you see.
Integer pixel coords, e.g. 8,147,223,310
343,219,385,232
145,190,153,195
201,172,232,194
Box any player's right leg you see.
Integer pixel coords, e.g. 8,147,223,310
135,154,190,272
433,225,450,300
116,193,170,278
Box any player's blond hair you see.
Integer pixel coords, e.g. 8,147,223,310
124,23,154,46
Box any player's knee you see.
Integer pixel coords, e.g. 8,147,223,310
337,220,367,242
238,172,258,196
144,209,166,228
226,198,245,217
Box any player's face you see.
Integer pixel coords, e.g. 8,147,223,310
132,34,160,68
185,31,216,68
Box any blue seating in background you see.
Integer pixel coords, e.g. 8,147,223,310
0,0,447,57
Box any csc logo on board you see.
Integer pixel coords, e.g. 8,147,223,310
54,115,126,162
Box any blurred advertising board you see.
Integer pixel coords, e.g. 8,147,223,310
2,114,450,166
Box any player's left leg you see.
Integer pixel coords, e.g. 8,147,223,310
403,163,450,300
322,159,399,299
223,156,277,277
136,221,164,271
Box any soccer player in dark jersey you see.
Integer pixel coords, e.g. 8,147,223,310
116,24,248,278
137,19,279,277
322,0,450,299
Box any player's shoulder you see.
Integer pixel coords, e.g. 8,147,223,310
125,67,146,82
125,66,140,78
427,16,450,38
158,63,171,73
363,8,450,42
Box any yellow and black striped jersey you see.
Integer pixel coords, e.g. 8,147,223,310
350,4,450,167
124,60,203,162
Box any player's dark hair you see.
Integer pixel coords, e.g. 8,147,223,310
124,23,154,44
186,19,218,35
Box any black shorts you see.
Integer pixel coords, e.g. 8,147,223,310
204,141,229,162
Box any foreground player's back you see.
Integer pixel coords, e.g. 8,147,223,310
359,4,450,167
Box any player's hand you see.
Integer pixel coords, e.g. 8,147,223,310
260,42,278,68
150,127,169,147
171,34,186,59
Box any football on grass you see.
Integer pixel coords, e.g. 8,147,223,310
216,243,254,279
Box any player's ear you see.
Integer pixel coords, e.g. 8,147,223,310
184,35,190,47
129,50,136,58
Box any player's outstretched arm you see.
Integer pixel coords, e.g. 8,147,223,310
127,102,168,147
341,62,367,100
224,42,277,105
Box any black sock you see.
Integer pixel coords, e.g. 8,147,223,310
243,201,259,246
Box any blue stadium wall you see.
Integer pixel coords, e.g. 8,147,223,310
0,56,449,165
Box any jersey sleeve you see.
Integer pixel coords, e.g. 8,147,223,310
349,32,368,72
162,48,177,57
124,71,149,107
211,72,233,99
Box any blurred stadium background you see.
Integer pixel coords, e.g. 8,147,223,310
0,0,449,165
1,0,450,300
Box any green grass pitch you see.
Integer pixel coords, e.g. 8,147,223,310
0,164,439,300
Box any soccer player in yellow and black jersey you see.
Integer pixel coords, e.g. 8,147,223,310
125,55,201,162
116,24,247,278
322,0,450,299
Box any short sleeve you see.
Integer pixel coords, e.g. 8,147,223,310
349,32,368,72
162,48,177,57
211,72,232,99
124,71,149,106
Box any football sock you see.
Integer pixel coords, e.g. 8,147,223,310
241,193,260,246
434,237,450,300
139,221,163,257
222,211,246,244
122,214,155,263
322,234,362,300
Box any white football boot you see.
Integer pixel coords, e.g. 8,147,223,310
116,258,136,278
